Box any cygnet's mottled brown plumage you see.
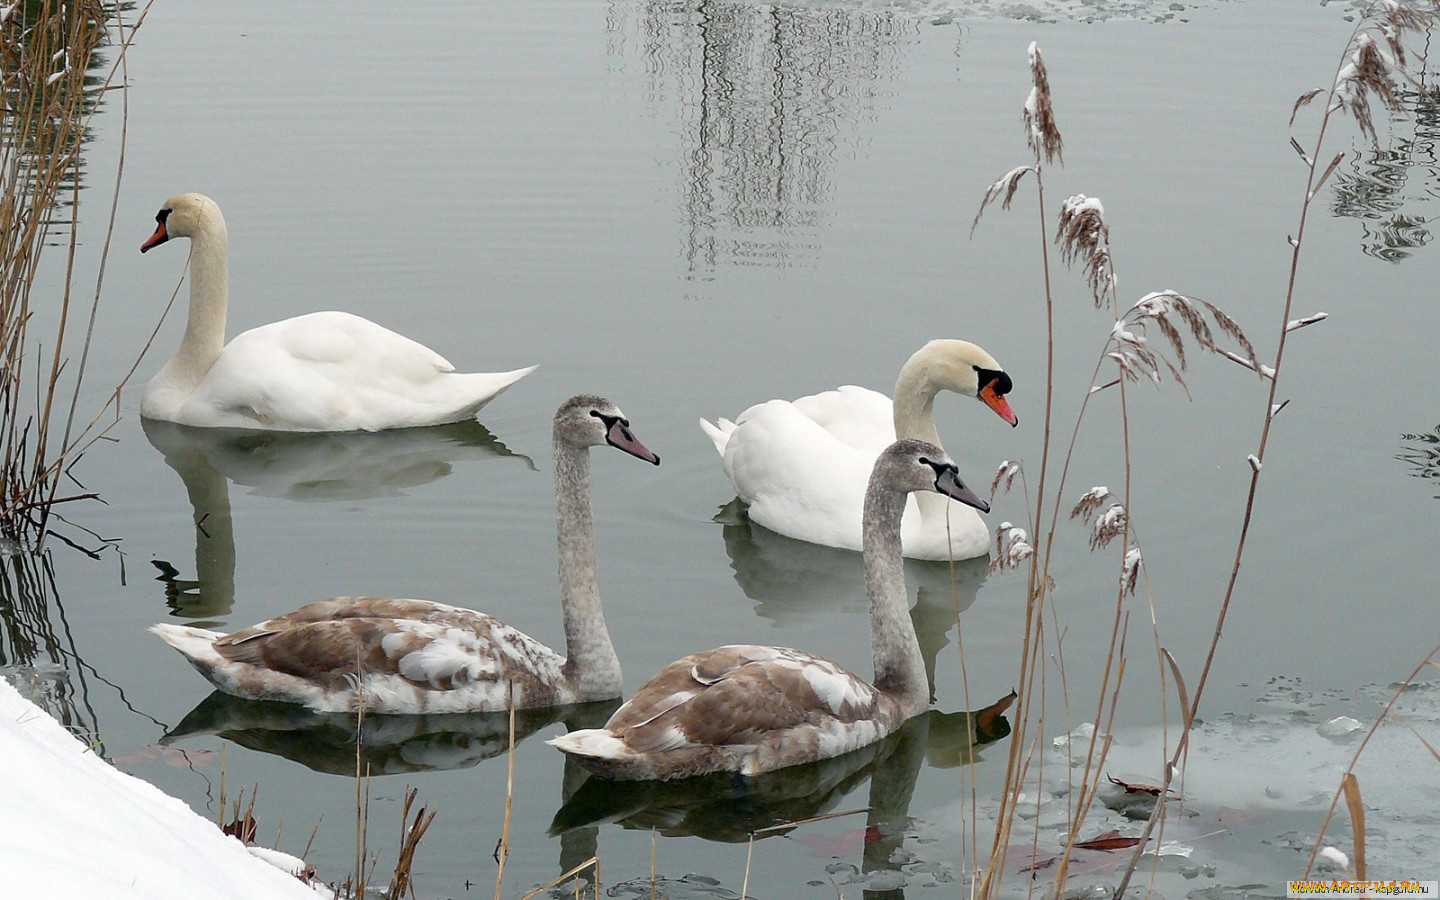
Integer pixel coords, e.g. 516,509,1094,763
151,395,659,714
548,440,987,780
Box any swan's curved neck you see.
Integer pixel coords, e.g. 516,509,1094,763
893,364,955,526
863,481,928,718
554,438,622,696
174,218,229,381
892,364,942,447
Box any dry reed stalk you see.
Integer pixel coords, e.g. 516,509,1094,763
1113,7,1440,896
352,661,371,897
971,41,1066,899
0,0,156,547
1301,643,1440,878
966,6,1438,895
492,680,516,900
384,786,436,900
1340,773,1366,880
518,857,600,900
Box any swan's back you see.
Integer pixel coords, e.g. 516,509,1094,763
151,597,569,714
182,312,535,431
549,644,897,780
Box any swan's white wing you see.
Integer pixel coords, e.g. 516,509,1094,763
184,312,534,431
719,398,882,552
788,385,896,455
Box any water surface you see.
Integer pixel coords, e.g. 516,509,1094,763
6,0,1438,895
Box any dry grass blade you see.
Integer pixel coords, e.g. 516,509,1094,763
1408,724,1440,764
1313,151,1346,192
518,857,599,900
1124,290,1258,384
1341,773,1366,880
1161,648,1192,731
1290,88,1326,126
385,786,436,900
750,806,871,837
972,165,1034,234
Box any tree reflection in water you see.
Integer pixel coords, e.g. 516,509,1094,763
611,1,908,275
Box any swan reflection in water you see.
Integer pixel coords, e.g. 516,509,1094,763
551,693,1013,895
717,500,991,702
161,692,615,777
163,692,617,893
143,418,533,622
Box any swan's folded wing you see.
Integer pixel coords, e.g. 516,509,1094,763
214,614,560,693
789,385,896,454
607,645,881,754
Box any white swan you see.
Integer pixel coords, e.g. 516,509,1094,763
139,192,537,431
548,439,987,781
151,395,659,714
699,339,1017,561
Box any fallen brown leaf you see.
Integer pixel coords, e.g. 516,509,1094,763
1107,773,1181,799
1074,829,1145,852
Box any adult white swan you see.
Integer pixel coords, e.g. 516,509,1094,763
548,439,986,780
700,339,1016,561
139,193,536,431
150,395,659,714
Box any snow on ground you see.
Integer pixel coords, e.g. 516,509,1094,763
0,677,319,899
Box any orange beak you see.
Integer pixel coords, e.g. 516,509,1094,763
140,220,169,253
980,380,1018,427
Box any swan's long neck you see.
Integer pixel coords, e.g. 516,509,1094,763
893,364,953,526
863,479,928,718
892,364,942,448
173,216,229,383
554,438,622,697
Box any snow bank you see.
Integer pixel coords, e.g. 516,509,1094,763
0,678,318,898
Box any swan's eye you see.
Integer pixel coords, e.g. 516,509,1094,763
589,410,602,419
975,366,1012,396
155,208,171,224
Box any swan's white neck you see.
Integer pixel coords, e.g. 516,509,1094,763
892,363,943,447
893,360,956,528
554,438,622,698
863,478,928,718
171,216,229,387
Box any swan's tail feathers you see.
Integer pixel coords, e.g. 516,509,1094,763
698,417,737,457
470,364,538,407
546,729,638,776
150,623,228,678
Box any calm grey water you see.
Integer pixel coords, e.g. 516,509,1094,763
6,0,1439,895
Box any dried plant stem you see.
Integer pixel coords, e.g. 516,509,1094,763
493,680,517,900
1302,643,1440,877
1111,8,1431,894
385,786,436,900
1,0,157,546
519,857,600,900
980,139,1057,900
